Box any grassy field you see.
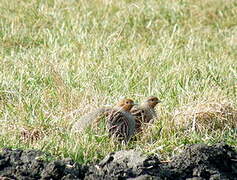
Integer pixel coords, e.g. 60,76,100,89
0,0,236,163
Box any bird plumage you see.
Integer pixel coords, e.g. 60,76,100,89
106,99,136,142
131,96,161,133
72,98,136,142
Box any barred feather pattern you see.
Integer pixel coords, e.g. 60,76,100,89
131,106,156,133
107,110,131,142
130,108,145,132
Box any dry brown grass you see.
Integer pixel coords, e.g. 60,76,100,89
173,98,237,132
20,127,45,143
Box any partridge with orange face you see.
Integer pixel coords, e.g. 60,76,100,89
106,98,136,142
72,98,136,142
130,96,161,133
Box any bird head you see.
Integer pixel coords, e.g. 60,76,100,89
144,96,161,108
116,98,135,112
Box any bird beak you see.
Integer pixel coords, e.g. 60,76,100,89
157,100,161,103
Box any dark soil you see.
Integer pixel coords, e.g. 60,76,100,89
0,143,236,180
168,143,237,180
0,149,87,180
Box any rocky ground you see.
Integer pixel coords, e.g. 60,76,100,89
0,143,236,180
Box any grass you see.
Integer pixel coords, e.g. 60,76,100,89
0,0,236,163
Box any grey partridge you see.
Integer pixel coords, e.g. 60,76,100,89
130,96,161,133
106,98,136,143
72,98,136,142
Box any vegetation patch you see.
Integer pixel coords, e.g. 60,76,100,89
173,96,237,132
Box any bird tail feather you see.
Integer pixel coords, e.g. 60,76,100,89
72,108,109,132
